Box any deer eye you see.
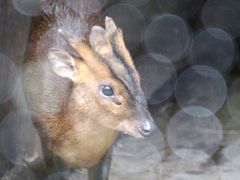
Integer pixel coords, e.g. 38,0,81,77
100,85,115,97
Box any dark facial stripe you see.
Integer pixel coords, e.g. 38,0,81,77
93,39,147,107
108,43,147,107
110,43,140,93
102,58,130,91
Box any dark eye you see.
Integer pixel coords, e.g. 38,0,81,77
100,85,115,97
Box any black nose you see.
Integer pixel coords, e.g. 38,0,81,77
138,120,156,137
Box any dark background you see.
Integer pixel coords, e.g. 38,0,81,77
1,0,240,179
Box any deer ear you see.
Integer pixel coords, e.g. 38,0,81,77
48,48,75,81
89,26,113,56
89,26,106,50
105,16,117,35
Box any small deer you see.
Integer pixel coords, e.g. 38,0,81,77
23,1,155,171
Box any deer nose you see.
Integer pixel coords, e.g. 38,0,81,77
138,119,156,137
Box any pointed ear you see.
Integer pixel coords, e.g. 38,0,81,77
105,16,135,69
57,29,112,76
89,26,113,57
48,48,75,81
89,26,106,51
105,16,117,36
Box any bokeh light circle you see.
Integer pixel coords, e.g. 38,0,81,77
109,167,159,180
220,139,240,167
0,111,43,166
2,165,37,180
175,65,227,115
227,78,240,124
104,3,145,49
135,54,177,105
65,0,108,14
0,53,17,104
219,139,240,179
11,0,44,16
167,107,223,161
111,133,162,173
201,0,240,38
156,0,204,18
160,154,220,179
44,170,88,180
144,14,192,62
119,0,151,7
187,27,237,74
109,129,166,180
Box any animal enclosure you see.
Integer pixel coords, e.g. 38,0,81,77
0,0,240,179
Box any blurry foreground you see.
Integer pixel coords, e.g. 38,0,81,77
1,0,240,179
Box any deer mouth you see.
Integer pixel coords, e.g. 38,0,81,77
123,130,144,138
117,119,156,138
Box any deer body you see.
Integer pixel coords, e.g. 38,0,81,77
23,59,119,168
23,1,155,169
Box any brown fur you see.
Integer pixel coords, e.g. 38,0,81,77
23,2,154,169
